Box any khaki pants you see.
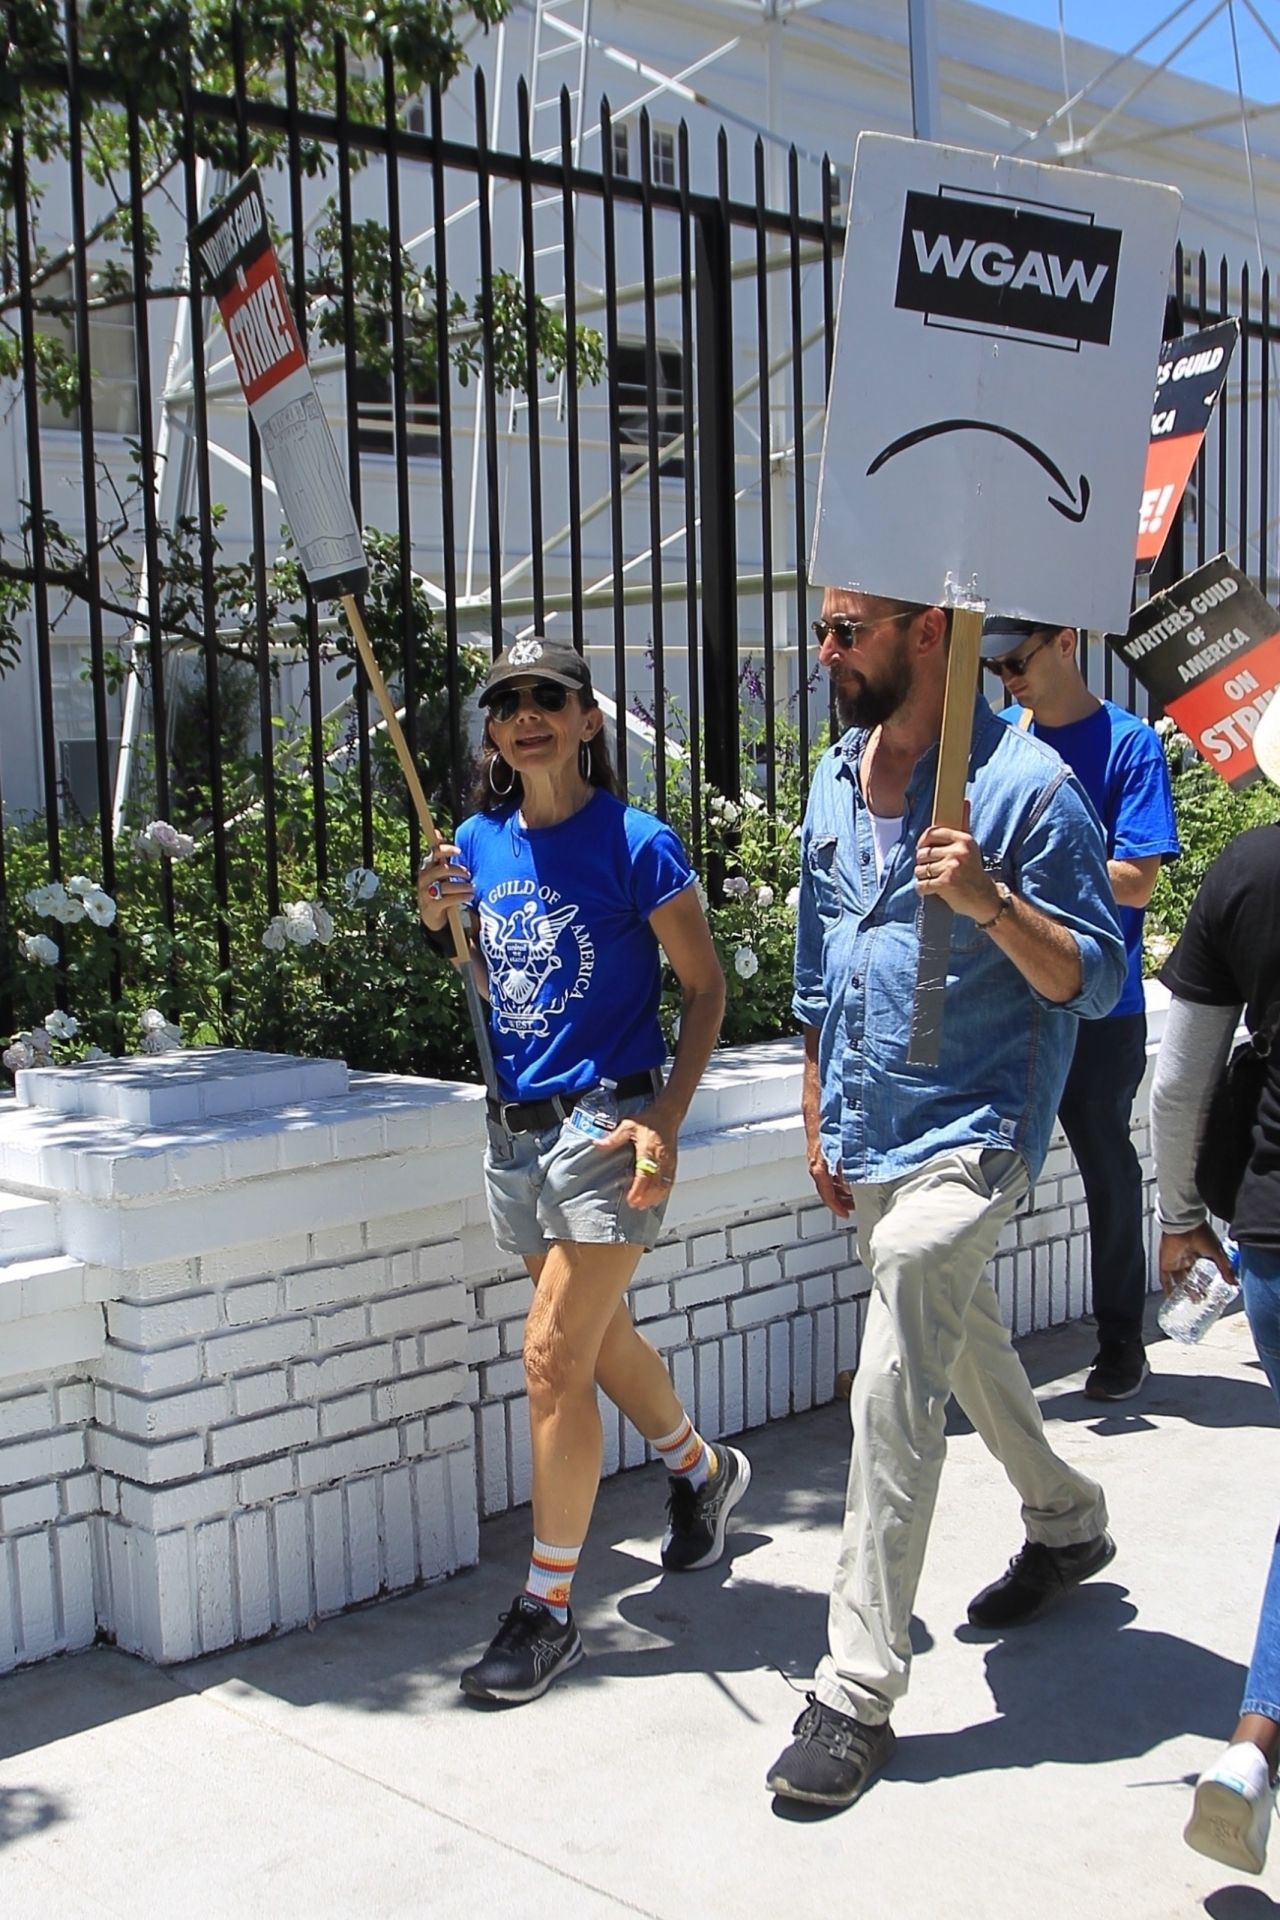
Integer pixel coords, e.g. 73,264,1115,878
815,1147,1108,1727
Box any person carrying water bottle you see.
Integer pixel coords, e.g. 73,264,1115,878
1151,695,1280,1874
417,637,747,1705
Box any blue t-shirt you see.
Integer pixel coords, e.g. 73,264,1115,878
456,788,694,1101
1002,699,1179,1018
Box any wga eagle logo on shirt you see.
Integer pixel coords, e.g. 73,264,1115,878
480,880,595,1037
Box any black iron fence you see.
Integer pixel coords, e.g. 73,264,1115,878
1,18,1277,1041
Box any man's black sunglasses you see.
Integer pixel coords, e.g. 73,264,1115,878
811,611,915,649
982,634,1053,679
488,682,571,723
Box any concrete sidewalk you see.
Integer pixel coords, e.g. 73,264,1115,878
2,1305,1278,1920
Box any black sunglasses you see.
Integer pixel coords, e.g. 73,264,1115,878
983,634,1052,679
487,682,571,724
811,611,914,650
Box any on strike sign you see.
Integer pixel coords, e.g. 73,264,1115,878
1112,554,1280,788
1135,319,1238,573
190,171,368,601
810,134,1181,631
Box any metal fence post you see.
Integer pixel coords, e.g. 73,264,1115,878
694,197,739,808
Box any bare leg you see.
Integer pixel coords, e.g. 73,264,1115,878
522,1241,644,1546
525,1255,693,1446
1236,1714,1280,1771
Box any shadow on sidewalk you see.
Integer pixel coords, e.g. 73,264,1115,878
0,1783,66,1853
895,1585,1247,1783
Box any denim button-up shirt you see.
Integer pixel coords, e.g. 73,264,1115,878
792,696,1127,1185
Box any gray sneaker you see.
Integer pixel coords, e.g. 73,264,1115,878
660,1443,751,1571
767,1695,896,1807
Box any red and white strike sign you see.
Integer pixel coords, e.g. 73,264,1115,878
1111,553,1280,789
1134,318,1238,575
189,170,369,602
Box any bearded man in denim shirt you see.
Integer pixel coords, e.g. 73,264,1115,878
766,590,1127,1811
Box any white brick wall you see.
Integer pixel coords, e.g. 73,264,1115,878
0,1001,1174,1669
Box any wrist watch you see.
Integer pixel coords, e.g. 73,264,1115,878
974,882,1013,932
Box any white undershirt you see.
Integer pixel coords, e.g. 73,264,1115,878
869,808,904,882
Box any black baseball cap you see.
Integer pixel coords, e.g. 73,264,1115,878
478,637,593,707
980,615,1056,661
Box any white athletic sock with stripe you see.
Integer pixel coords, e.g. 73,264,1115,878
653,1414,715,1491
525,1539,580,1624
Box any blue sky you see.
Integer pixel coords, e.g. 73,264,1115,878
981,0,1278,97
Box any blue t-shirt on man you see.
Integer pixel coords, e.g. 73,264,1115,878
457,787,693,1101
1001,699,1179,1017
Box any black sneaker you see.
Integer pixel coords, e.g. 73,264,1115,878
459,1596,584,1703
766,1694,896,1807
660,1443,751,1571
966,1532,1116,1629
1085,1340,1149,1401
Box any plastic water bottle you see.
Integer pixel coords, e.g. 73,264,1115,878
567,1078,619,1141
1157,1257,1239,1345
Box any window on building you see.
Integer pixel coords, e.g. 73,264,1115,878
614,339,684,478
353,324,441,459
34,265,139,436
610,119,630,180
651,126,677,189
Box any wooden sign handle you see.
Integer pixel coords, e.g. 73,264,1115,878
930,605,984,828
906,602,985,1067
341,594,470,966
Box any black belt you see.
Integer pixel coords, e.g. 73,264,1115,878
487,1068,663,1135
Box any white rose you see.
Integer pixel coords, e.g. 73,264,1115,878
756,885,774,908
720,800,741,826
282,902,317,946
67,875,96,896
310,904,335,946
25,882,67,918
21,933,59,966
785,885,801,910
139,1008,182,1053
85,1046,110,1063
2,1042,35,1074
81,889,117,928
146,821,196,859
29,1028,51,1057
343,866,379,906
708,795,725,816
50,893,86,924
722,876,749,899
44,1010,80,1039
261,917,287,952
734,944,759,980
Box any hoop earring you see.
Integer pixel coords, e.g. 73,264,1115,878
489,755,515,797
578,740,591,780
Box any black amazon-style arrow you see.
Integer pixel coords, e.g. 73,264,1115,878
866,420,1091,523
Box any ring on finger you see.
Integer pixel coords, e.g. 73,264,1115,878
636,1155,661,1177
425,880,442,901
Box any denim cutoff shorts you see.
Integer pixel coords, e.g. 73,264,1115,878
484,1093,670,1255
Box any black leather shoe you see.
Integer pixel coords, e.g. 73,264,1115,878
967,1532,1116,1629
766,1695,895,1807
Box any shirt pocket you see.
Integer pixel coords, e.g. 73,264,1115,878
806,833,841,922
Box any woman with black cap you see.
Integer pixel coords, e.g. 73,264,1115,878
418,636,747,1704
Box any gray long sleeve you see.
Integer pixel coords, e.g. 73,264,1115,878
1150,995,1241,1232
